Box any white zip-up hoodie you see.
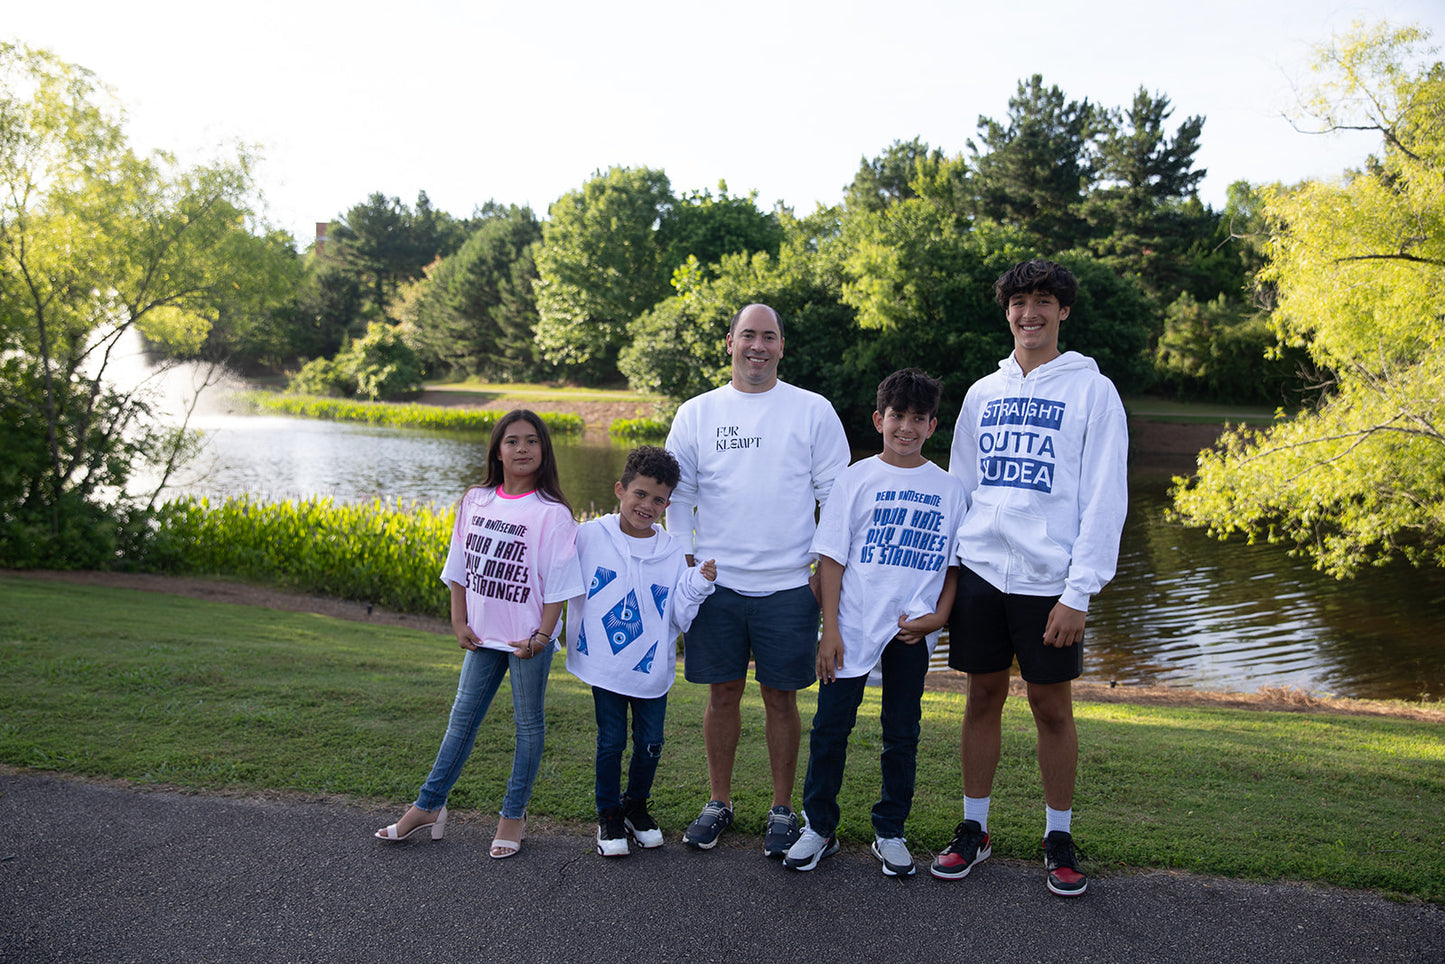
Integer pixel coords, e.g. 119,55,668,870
564,513,715,699
949,350,1129,612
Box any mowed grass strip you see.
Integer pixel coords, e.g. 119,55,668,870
1,575,1440,901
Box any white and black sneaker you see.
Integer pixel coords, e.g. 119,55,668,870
783,827,839,871
596,806,630,857
871,835,916,876
622,795,664,849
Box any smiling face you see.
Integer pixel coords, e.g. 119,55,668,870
727,305,784,393
873,406,937,468
614,473,672,538
1006,289,1068,373
496,419,542,491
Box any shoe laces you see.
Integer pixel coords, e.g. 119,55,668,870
1044,832,1084,871
948,820,988,852
767,807,796,832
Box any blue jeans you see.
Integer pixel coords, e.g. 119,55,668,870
415,644,553,819
592,686,667,813
800,635,929,838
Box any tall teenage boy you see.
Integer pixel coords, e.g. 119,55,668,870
783,368,964,876
931,259,1128,897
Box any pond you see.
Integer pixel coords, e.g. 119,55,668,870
147,410,1445,702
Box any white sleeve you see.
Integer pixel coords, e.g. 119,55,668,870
664,403,698,554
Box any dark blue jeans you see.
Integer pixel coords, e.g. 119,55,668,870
800,635,929,838
592,686,667,813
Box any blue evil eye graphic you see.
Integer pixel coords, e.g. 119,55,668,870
632,642,659,675
602,591,644,654
650,583,668,618
589,566,617,599
576,625,588,655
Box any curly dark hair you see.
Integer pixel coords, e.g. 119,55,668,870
876,368,943,420
993,259,1079,309
620,445,680,490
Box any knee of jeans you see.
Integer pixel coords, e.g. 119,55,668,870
640,740,664,760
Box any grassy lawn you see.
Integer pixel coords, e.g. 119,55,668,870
3,574,1441,901
1122,395,1279,424
421,379,655,403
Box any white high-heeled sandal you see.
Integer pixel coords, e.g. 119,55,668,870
375,805,447,842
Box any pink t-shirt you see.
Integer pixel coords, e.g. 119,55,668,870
439,486,584,649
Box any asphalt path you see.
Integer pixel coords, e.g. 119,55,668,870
2,773,1441,963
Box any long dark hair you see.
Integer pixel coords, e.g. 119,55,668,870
478,409,573,515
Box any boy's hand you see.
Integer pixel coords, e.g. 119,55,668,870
816,629,845,683
896,611,944,645
699,558,717,582
1042,602,1086,647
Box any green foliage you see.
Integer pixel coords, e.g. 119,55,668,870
1173,22,1445,576
608,416,670,442
286,322,424,400
139,496,453,616
1154,292,1309,404
405,204,544,380
534,166,676,383
233,391,584,435
0,43,294,567
323,190,468,317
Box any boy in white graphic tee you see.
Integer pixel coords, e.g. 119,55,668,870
565,446,716,856
783,369,965,876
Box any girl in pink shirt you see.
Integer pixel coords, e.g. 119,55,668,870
375,410,584,858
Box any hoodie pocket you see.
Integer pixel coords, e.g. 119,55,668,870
999,507,1071,583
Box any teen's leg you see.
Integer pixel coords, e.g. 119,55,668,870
499,644,554,820
873,635,930,838
703,679,745,803
800,672,867,835
1026,679,1077,811
962,669,1010,799
592,686,629,813
415,647,511,812
623,693,667,802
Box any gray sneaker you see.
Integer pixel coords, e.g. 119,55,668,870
783,827,839,871
871,835,916,876
682,800,733,850
762,805,800,857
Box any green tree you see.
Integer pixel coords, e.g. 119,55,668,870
534,166,675,383
968,76,1097,250
1086,88,1211,301
0,43,294,565
325,191,465,317
407,204,543,380
1172,22,1445,576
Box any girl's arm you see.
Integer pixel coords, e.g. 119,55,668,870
450,581,482,651
512,599,564,659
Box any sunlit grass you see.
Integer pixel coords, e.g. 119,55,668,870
2,574,1441,900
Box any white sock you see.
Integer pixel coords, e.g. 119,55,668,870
964,795,991,833
1046,805,1072,836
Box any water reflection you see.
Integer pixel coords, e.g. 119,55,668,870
155,415,1445,701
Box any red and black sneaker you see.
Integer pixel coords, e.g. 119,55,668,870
1043,830,1088,896
929,819,992,880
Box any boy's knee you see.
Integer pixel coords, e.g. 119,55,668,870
640,740,664,760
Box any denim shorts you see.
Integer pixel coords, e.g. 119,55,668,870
683,584,819,691
947,565,1083,684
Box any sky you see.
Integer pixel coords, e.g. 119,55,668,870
8,0,1443,247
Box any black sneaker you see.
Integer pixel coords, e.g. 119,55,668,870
783,827,839,871
682,799,733,850
762,805,800,857
596,806,629,857
1043,830,1087,896
929,819,992,880
622,795,664,848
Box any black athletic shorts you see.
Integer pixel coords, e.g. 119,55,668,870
947,565,1083,684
